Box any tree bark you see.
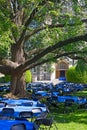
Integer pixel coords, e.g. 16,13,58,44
10,43,26,97
10,73,26,97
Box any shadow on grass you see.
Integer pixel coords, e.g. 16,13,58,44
51,109,87,125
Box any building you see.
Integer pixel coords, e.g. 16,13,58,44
31,58,74,83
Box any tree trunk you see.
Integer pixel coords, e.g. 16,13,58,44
10,73,26,97
10,43,26,97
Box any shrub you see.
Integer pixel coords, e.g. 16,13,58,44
25,70,32,83
66,66,84,83
4,75,11,82
0,76,5,83
81,71,87,84
0,75,10,83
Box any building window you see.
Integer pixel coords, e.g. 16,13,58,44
32,67,37,73
56,62,68,70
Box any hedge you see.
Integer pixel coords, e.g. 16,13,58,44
66,66,87,84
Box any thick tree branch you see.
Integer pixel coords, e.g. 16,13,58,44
0,57,19,68
15,33,87,73
0,57,20,75
0,65,13,75
24,24,64,42
24,18,87,42
25,48,44,58
23,50,87,72
69,56,87,63
82,19,87,23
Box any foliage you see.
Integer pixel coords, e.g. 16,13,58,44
66,65,87,84
0,0,86,58
0,32,12,57
25,70,32,83
0,76,5,83
4,75,11,82
66,66,81,83
75,60,87,83
76,60,87,73
0,75,10,83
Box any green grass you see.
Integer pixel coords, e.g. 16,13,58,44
47,90,87,130
73,90,87,98
49,108,87,130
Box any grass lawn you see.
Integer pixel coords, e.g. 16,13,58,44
74,91,87,98
51,109,87,130
48,90,87,130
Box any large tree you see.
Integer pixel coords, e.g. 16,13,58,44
0,0,87,97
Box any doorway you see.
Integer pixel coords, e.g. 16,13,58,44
55,60,69,78
60,70,65,77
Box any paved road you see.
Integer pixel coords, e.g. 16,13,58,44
37,79,63,85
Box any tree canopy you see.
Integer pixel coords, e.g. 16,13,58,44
0,0,87,96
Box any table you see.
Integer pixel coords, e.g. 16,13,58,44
0,98,47,118
0,120,35,130
2,99,38,106
8,106,47,117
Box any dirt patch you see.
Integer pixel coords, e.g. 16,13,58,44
3,92,32,99
3,93,19,99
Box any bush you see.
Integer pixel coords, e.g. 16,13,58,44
4,75,11,82
0,75,10,83
0,76,5,83
66,66,85,83
25,70,32,83
81,71,87,84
